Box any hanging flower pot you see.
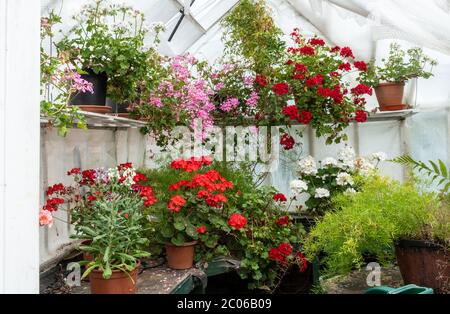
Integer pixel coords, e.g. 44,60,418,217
165,241,197,270
395,239,449,294
374,82,407,111
89,261,141,294
70,69,111,113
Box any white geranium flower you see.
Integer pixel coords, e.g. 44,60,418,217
337,146,356,169
321,157,338,167
336,172,354,186
354,157,375,175
290,180,308,195
297,156,317,175
371,152,387,162
314,187,330,198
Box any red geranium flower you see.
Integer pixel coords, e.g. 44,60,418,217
340,46,354,58
330,45,340,53
305,73,324,87
118,162,133,170
351,84,372,96
296,252,308,272
196,225,207,234
133,172,147,183
297,110,312,124
354,61,367,72
167,195,186,213
280,133,295,150
308,38,325,46
67,168,80,175
338,62,351,71
278,242,293,256
87,195,97,203
299,46,315,55
281,105,298,120
273,193,287,202
268,248,285,263
272,82,289,95
354,110,367,123
276,216,290,226
228,213,247,230
255,74,268,87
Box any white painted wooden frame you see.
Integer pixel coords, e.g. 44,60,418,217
0,0,40,293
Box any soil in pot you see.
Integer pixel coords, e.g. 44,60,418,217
69,69,107,107
395,239,449,294
374,82,408,111
165,241,197,270
89,261,140,294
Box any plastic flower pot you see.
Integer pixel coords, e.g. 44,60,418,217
374,82,407,111
395,239,449,294
89,261,140,294
165,241,197,270
69,69,110,112
107,98,131,117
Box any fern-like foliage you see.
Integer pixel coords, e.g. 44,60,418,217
392,155,450,193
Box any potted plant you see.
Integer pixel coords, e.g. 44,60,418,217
39,163,157,293
148,156,235,269
56,0,151,113
359,42,437,111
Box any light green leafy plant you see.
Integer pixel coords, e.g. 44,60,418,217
359,42,437,86
303,175,438,277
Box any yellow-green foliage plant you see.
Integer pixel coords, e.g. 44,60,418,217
303,175,439,277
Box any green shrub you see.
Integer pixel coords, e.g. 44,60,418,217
304,175,438,277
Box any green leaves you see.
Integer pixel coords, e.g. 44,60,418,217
392,155,450,193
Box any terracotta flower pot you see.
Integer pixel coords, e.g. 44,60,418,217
395,239,449,294
165,241,197,270
374,82,407,111
89,261,140,294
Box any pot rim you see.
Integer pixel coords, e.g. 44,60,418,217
376,81,405,87
165,240,198,247
395,238,446,250
90,260,141,275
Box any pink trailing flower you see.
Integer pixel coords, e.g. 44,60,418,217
220,97,239,112
64,71,94,94
215,82,225,91
39,209,54,228
149,96,163,107
243,76,254,87
222,63,235,74
245,91,259,107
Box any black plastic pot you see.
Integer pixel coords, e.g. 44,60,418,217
69,69,107,106
107,98,130,114
395,239,449,294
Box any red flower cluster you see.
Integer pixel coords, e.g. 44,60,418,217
171,156,213,172
46,183,65,196
353,61,367,72
272,82,289,95
273,193,287,202
299,46,315,56
268,242,293,264
228,213,247,230
80,169,96,185
67,168,80,175
118,162,133,170
340,46,354,58
196,225,206,234
280,133,295,150
137,185,157,206
281,105,298,120
308,38,325,46
298,110,312,124
167,195,186,213
197,190,228,208
276,216,290,226
354,110,367,123
255,74,268,87
351,84,372,96
317,85,343,104
133,173,147,183
306,73,324,87
292,63,307,80
43,197,65,212
296,252,308,272
338,62,351,71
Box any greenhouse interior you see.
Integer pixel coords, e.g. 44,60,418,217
0,0,449,298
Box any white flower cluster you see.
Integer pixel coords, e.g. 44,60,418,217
321,157,338,167
290,179,308,195
314,188,330,198
338,145,356,170
371,152,388,162
336,172,354,186
107,166,137,188
297,155,317,175
354,157,376,175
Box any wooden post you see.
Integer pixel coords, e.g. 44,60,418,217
0,0,40,293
